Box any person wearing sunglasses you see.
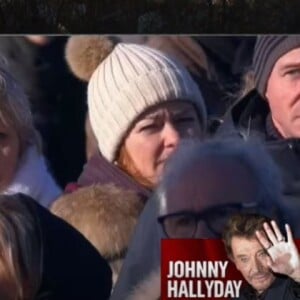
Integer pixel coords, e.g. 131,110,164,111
157,139,293,239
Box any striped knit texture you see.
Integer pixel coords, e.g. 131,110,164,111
253,35,300,96
88,43,207,162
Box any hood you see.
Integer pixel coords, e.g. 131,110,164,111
51,184,145,261
228,89,270,139
218,90,271,140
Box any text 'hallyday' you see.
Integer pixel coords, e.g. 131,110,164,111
167,280,242,298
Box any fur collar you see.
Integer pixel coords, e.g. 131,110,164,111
52,183,146,259
3,146,62,207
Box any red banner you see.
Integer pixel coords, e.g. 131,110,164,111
161,239,300,300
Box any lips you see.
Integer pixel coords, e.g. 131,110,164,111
252,274,269,281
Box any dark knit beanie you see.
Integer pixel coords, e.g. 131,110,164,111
253,35,300,97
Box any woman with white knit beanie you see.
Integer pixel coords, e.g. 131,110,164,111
53,36,208,286
65,36,207,190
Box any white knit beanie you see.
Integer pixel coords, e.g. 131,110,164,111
88,43,207,162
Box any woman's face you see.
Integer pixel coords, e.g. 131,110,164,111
0,119,20,191
124,101,203,186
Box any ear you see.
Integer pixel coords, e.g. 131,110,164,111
264,90,270,102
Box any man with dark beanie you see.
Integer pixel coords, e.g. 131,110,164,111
218,35,300,207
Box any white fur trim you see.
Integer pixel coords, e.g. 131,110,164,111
3,146,62,207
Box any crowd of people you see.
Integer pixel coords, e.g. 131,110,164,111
0,35,300,299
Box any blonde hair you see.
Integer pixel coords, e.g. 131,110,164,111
0,64,41,154
0,194,43,300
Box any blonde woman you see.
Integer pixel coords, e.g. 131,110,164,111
0,65,61,207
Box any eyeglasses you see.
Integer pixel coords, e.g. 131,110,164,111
158,202,258,238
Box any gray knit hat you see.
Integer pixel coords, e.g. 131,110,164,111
253,35,300,96
87,43,207,162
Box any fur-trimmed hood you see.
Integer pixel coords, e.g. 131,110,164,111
127,269,160,300
51,183,146,261
60,152,151,286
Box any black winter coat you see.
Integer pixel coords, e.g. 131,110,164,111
236,276,300,300
0,194,112,300
217,90,300,208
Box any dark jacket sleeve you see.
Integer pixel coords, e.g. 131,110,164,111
290,279,300,299
30,199,112,300
110,195,162,299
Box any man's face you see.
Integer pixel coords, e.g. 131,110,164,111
160,158,259,238
231,236,276,294
266,47,300,138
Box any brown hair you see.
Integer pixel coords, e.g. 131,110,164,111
117,144,154,189
0,194,43,300
222,213,271,258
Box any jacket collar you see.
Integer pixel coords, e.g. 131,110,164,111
78,152,151,201
229,90,297,144
242,276,288,300
230,90,271,140
265,113,283,140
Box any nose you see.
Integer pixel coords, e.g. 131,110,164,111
162,122,180,149
251,257,264,273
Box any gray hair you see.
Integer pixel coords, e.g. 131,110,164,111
157,138,290,226
0,64,41,154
